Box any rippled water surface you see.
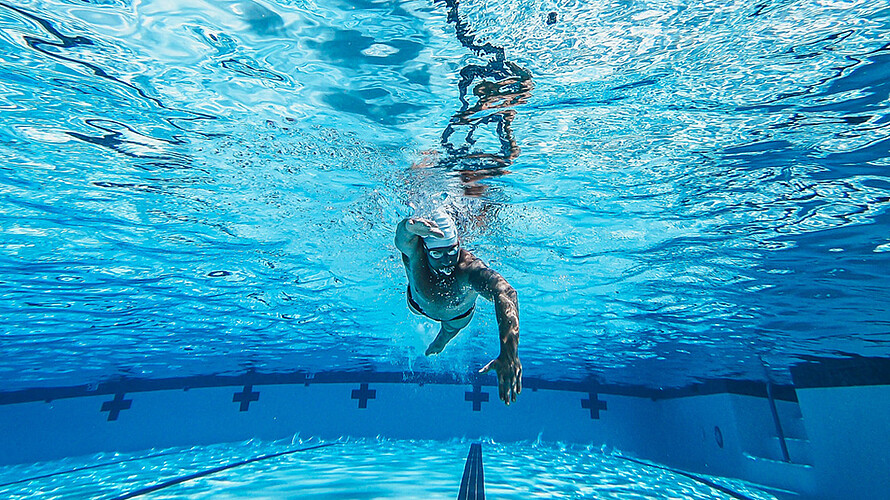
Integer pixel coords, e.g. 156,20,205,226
1,0,889,389
0,438,778,499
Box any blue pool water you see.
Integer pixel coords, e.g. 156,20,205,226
1,0,889,496
2,0,887,390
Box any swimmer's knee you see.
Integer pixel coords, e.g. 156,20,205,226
440,321,468,336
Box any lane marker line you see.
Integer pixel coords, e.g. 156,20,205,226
0,450,185,489
615,454,755,500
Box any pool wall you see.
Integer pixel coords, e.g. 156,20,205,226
1,357,888,499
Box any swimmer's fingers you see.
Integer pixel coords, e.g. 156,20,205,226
499,371,508,404
407,218,445,238
480,358,521,405
516,365,522,394
479,358,498,374
506,361,521,405
506,369,519,405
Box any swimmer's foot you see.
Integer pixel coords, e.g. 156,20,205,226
425,341,445,356
426,325,461,356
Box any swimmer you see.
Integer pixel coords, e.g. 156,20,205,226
395,209,521,405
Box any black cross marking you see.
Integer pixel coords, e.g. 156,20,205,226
233,385,260,412
581,392,607,419
351,383,376,409
465,384,489,412
101,393,132,421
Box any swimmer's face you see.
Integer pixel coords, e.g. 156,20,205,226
425,243,460,275
473,81,496,97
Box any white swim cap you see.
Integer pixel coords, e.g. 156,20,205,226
423,210,459,248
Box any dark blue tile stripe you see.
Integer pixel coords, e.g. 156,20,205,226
474,444,484,499
457,443,484,500
0,370,812,408
791,356,890,388
457,446,472,499
24,357,890,409
106,442,340,500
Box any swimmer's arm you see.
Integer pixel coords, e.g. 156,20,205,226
468,260,519,352
395,219,420,257
395,218,445,258
467,255,521,404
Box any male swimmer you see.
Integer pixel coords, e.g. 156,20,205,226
395,210,521,405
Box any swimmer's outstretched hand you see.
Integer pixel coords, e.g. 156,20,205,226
406,218,445,238
480,353,522,405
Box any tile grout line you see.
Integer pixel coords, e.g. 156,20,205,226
105,442,341,500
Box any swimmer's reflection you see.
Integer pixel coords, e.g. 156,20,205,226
431,0,533,197
441,61,533,197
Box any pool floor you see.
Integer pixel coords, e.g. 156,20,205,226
0,437,780,499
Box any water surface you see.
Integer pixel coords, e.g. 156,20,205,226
1,0,888,389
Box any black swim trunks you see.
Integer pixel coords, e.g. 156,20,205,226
407,286,475,322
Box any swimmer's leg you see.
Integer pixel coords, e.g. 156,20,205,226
425,310,474,356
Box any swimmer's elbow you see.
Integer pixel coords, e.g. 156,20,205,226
473,268,517,305
495,279,517,305
394,219,417,254
503,284,517,304
495,285,519,317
